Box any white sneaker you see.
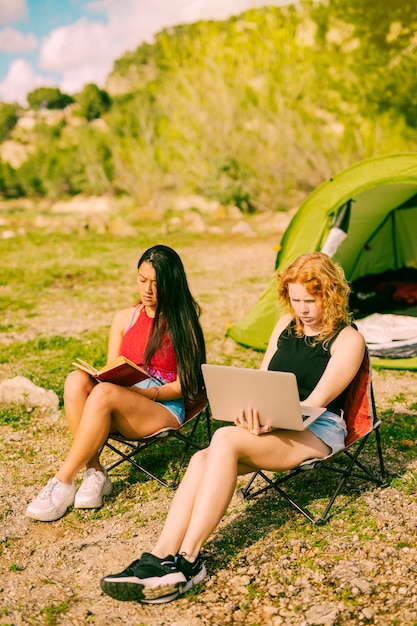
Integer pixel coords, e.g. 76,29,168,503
74,468,112,509
26,478,76,522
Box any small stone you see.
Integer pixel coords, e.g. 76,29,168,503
305,603,339,625
362,607,374,620
263,606,279,617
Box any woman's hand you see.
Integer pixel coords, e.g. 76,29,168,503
233,407,272,435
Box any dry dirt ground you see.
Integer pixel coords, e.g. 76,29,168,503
1,234,416,626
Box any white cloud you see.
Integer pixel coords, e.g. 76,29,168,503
0,27,37,53
38,1,186,94
181,0,282,21
39,17,119,93
1,0,290,101
0,58,53,105
39,0,287,95
0,0,27,26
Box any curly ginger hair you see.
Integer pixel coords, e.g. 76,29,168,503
277,252,352,346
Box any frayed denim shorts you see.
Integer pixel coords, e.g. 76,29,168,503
134,377,185,426
307,410,347,456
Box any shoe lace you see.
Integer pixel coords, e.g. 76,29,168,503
82,469,103,489
39,479,61,500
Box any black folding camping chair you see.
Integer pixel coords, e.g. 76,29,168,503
239,350,387,525
103,394,211,489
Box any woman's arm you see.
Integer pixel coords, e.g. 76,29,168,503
304,326,365,408
132,376,183,401
106,307,136,363
235,314,292,435
260,313,292,370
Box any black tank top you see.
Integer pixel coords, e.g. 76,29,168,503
267,320,347,415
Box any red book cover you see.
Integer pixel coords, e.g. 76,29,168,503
72,356,149,387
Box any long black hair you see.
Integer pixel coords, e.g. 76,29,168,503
138,245,206,401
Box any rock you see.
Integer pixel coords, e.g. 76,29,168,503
350,577,372,594
183,212,206,234
108,217,137,237
207,225,225,235
51,195,112,215
263,605,279,617
305,603,340,625
165,216,182,232
0,376,59,408
1,230,16,239
171,194,220,214
361,607,374,620
230,220,255,236
226,205,243,219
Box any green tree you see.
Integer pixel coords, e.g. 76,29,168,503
75,84,111,121
0,103,19,141
327,0,417,47
14,120,113,199
0,159,22,197
5,4,417,204
320,0,417,127
27,87,74,110
16,157,44,196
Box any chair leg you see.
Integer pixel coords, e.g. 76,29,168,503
168,409,211,487
104,440,172,488
316,439,370,525
375,426,388,486
239,427,387,525
205,407,213,442
237,470,262,499
167,416,202,488
103,408,211,489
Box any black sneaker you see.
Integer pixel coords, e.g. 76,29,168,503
176,553,207,593
139,553,207,605
100,553,186,604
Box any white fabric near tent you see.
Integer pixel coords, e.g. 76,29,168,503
355,313,417,343
321,227,348,257
355,313,417,358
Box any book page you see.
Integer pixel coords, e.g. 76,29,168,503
72,358,99,376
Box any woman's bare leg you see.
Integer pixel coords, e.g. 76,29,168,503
153,425,330,559
64,370,97,435
63,370,101,470
152,447,209,556
55,382,178,484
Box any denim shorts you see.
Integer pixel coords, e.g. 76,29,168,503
307,410,347,456
134,378,185,426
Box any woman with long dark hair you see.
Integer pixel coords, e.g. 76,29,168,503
26,245,206,522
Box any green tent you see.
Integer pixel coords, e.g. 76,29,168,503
228,153,417,370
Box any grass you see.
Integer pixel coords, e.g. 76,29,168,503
0,403,33,429
40,599,73,626
0,219,263,382
0,332,108,405
1,203,417,624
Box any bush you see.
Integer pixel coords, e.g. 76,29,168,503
0,159,22,198
27,87,74,110
0,103,19,141
75,84,112,121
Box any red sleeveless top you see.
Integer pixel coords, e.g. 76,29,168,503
120,306,177,383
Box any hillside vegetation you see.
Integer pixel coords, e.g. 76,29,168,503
1,0,417,211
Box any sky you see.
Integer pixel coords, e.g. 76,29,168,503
0,0,288,105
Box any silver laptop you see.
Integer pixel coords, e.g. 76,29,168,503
202,364,326,430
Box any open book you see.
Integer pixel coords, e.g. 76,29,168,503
72,355,149,386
